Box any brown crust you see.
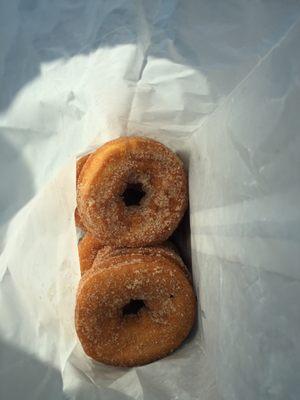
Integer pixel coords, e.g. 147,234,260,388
94,245,191,281
75,252,196,367
77,233,103,275
76,154,90,181
74,154,91,230
77,136,188,247
74,207,86,231
78,235,191,280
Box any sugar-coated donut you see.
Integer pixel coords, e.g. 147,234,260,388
94,244,191,280
74,207,86,231
78,233,190,278
77,136,188,247
74,154,90,230
77,233,102,275
75,250,196,366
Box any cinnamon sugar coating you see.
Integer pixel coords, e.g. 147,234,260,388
94,244,191,280
75,251,196,367
78,235,191,280
77,136,188,247
74,154,90,230
77,233,103,275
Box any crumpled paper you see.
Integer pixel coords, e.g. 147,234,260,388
1,1,300,399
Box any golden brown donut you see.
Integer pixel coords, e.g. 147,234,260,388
78,234,189,278
77,233,103,275
94,244,191,280
77,136,188,247
74,154,90,230
74,208,85,230
75,251,196,367
76,154,90,180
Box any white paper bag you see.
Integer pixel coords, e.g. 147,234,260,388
1,1,300,399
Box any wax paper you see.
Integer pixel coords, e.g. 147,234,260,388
1,1,300,399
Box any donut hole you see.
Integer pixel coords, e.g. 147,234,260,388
122,299,145,316
121,183,145,206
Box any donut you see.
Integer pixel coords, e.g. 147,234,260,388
75,250,196,366
74,208,85,230
77,136,188,247
74,154,90,230
77,233,102,275
78,233,189,278
93,244,191,280
77,154,90,181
